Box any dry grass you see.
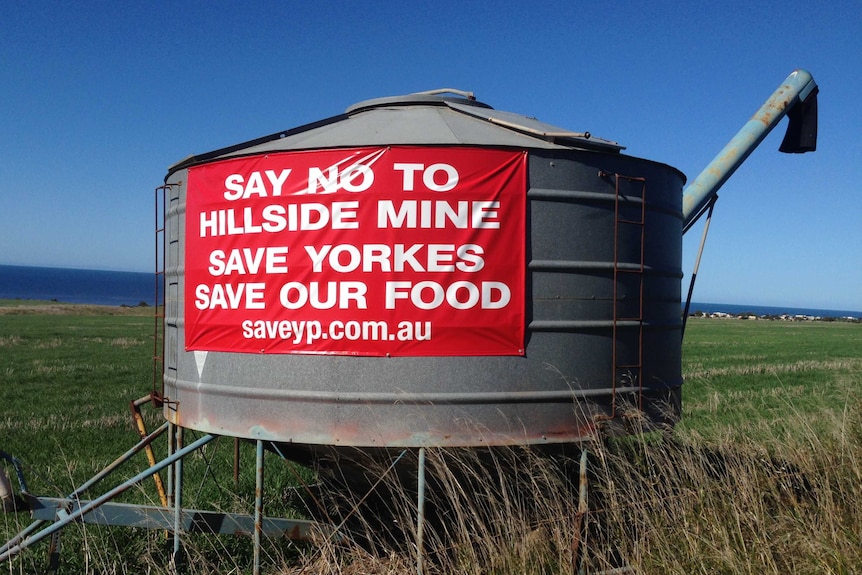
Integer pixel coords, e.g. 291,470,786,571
685,358,862,380
0,413,129,433
270,401,862,575
5,406,862,574
0,335,23,347
0,301,153,316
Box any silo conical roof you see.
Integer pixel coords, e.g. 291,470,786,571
167,90,622,178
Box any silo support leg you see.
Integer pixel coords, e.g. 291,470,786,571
130,395,169,507
172,427,185,570
253,440,264,575
416,447,427,575
573,449,589,575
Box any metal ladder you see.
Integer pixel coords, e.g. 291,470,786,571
610,173,646,415
153,184,168,404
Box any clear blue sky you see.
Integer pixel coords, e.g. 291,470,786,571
2,1,860,312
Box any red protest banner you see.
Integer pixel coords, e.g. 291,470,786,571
184,146,526,356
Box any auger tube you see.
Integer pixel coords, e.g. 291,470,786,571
682,69,818,233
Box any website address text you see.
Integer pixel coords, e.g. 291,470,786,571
241,319,431,345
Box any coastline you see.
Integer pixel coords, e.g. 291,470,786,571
686,301,861,321
1,264,859,320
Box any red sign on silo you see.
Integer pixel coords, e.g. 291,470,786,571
184,147,526,356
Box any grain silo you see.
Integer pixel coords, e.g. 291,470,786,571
160,88,687,456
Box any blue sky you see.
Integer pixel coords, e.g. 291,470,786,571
1,1,860,312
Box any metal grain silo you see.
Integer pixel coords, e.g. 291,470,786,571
160,90,685,452
0,72,819,571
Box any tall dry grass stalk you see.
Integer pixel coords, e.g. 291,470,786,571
288,401,862,575
6,403,860,574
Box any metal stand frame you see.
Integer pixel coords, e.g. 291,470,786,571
0,427,330,574
5,434,601,575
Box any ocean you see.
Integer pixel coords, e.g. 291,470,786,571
0,264,859,319
0,265,159,307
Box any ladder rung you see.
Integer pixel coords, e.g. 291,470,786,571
611,173,647,412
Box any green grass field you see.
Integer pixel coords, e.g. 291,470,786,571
680,317,862,439
2,303,861,574
0,302,155,489
1,303,152,476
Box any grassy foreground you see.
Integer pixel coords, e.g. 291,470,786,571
1,303,861,573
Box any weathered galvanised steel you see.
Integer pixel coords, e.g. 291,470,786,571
0,427,331,564
158,70,816,453
161,94,685,451
1,70,819,573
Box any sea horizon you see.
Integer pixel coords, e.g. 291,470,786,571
0,264,159,307
1,263,860,319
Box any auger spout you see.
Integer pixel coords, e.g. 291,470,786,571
682,69,818,233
